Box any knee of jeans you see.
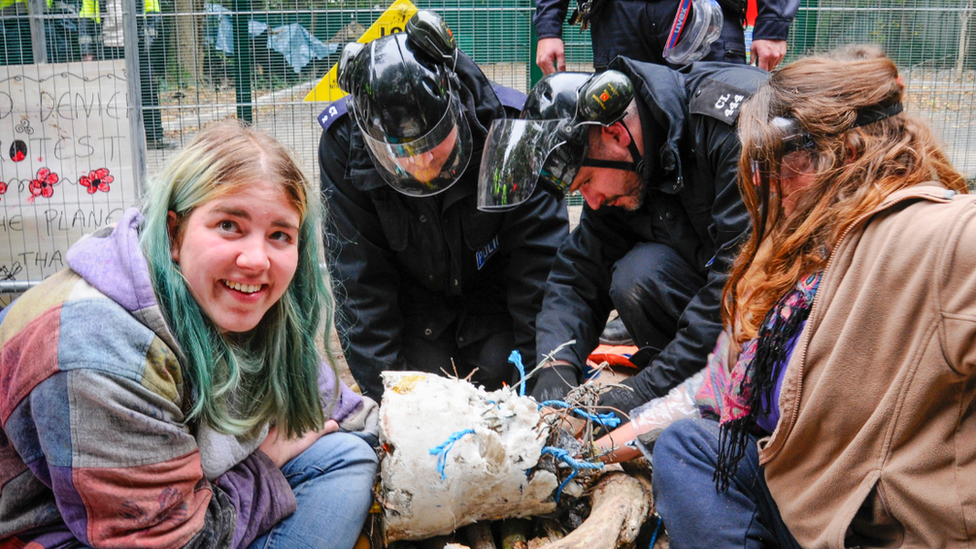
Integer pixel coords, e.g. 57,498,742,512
652,419,713,472
340,432,380,468
297,432,378,477
289,434,378,488
342,436,379,492
651,420,684,473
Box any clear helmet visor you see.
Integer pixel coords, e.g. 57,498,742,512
357,94,473,197
662,0,723,65
477,118,579,211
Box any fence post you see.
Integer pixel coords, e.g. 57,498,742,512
123,0,148,192
27,0,46,63
233,0,253,123
529,12,541,88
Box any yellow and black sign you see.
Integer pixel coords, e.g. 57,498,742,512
303,0,419,102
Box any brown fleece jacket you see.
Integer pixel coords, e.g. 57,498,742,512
760,185,976,548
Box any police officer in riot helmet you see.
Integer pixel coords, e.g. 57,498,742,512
337,12,471,197
479,56,766,418
319,10,568,400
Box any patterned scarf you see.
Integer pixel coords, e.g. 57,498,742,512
697,272,822,490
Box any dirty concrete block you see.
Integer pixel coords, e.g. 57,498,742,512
379,371,558,543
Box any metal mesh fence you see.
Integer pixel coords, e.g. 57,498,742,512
145,0,538,182
782,0,976,183
1,0,975,303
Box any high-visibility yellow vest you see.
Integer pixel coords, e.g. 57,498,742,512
80,0,159,23
0,0,26,12
3,0,77,13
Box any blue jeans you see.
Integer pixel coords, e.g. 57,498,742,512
248,432,378,549
651,418,801,549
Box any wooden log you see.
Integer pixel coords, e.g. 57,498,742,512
464,522,496,549
537,472,651,549
419,535,457,549
499,519,530,549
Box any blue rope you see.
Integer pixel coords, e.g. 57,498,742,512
429,429,475,480
508,350,526,396
648,516,663,549
539,400,622,429
540,446,603,503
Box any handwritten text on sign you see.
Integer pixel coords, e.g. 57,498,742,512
0,59,136,287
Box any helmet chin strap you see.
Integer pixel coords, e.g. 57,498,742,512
580,121,644,173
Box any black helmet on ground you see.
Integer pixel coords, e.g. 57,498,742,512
477,70,639,210
337,10,472,197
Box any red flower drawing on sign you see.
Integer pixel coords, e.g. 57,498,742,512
80,168,113,194
0,181,6,201
28,168,60,202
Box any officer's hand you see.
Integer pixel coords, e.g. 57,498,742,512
597,381,645,424
751,39,787,71
536,37,566,75
530,361,580,402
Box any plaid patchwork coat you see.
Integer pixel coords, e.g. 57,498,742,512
0,207,365,548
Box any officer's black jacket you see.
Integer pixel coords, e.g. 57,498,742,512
534,0,799,48
535,57,768,409
318,52,569,399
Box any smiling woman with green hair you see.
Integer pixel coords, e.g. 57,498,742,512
0,119,378,549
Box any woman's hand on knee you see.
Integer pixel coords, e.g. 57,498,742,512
258,420,340,468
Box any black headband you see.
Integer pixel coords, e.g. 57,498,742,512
852,102,903,128
773,101,904,156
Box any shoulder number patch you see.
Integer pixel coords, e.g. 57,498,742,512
689,77,752,125
317,97,350,131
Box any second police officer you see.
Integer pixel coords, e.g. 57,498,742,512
479,57,768,418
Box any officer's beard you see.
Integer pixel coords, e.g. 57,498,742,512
611,171,648,211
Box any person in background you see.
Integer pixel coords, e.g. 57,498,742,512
534,0,799,74
0,0,81,65
0,0,33,64
652,45,973,548
0,120,378,549
318,11,568,400
479,57,765,418
79,0,173,149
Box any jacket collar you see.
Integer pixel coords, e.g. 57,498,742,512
609,56,688,194
875,183,958,212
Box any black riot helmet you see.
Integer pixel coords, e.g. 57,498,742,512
477,70,641,210
336,10,472,197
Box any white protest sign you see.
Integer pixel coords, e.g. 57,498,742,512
0,59,137,285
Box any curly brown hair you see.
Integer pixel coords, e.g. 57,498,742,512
724,45,968,344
